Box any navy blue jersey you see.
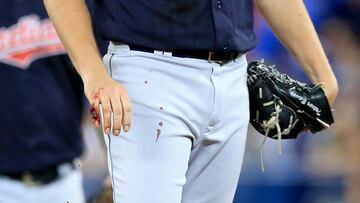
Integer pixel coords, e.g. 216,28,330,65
0,1,84,173
87,0,109,55
93,0,256,53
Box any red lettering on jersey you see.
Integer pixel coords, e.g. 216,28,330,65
0,15,66,69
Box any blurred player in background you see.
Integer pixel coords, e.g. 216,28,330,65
0,1,85,202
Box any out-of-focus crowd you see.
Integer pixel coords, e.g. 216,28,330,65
235,0,360,203
0,0,358,203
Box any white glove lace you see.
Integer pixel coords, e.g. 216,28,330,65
258,98,296,172
256,60,307,88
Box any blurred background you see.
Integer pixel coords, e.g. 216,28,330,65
0,0,359,203
234,0,360,203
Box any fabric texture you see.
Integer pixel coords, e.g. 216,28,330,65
101,43,250,203
93,0,256,53
247,60,334,140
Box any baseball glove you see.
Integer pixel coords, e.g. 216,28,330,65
247,60,335,170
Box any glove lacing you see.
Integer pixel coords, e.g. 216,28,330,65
259,98,295,172
249,61,301,172
255,61,307,89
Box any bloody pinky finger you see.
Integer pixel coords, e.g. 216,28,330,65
90,105,101,126
90,104,99,121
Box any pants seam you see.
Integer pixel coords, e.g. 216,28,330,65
107,53,117,203
109,54,114,77
107,134,117,203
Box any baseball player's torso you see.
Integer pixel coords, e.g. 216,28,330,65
92,0,256,53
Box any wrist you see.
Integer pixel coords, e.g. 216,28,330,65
317,76,338,106
79,61,109,83
307,64,338,106
313,72,338,91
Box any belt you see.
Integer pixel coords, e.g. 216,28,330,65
114,42,240,65
0,162,74,186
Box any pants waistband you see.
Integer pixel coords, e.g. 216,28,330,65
0,161,76,186
110,41,242,65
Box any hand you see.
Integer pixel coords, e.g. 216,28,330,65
85,71,132,136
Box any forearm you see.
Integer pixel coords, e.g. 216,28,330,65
45,0,132,134
255,0,337,87
44,0,107,83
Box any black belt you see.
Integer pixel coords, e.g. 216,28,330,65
0,162,74,185
125,44,240,65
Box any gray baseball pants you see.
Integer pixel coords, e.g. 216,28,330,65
102,43,249,203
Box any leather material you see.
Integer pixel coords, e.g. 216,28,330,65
247,60,334,139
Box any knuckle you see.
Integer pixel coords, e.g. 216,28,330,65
103,107,110,112
113,115,122,121
123,116,131,124
104,118,111,124
104,122,111,128
110,88,118,94
113,107,122,114
118,86,125,91
99,89,107,96
112,119,121,129
114,87,123,95
119,89,128,96
103,89,113,96
123,105,132,113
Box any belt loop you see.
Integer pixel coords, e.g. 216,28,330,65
154,50,164,56
207,52,214,63
163,51,172,57
22,172,35,186
109,41,131,54
58,162,75,177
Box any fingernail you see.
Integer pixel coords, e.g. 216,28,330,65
105,128,110,134
114,130,120,135
124,125,130,132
